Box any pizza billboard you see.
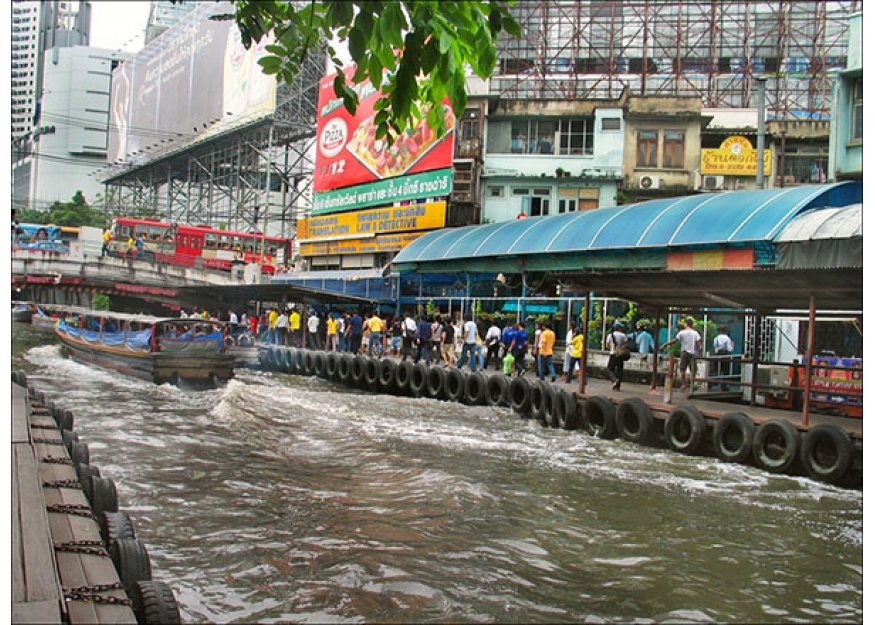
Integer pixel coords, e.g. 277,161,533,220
314,65,456,193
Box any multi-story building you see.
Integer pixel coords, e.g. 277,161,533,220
144,0,197,44
829,12,863,181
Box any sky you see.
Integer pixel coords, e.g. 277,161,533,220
89,1,153,52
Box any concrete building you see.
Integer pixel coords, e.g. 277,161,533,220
144,0,198,44
828,12,863,181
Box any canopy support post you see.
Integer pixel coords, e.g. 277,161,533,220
802,294,816,426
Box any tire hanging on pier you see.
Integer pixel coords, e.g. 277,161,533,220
555,390,580,430
616,397,655,444
463,371,488,405
444,367,466,403
752,418,799,474
664,406,706,454
90,475,119,515
378,358,397,393
485,374,509,407
394,360,413,395
364,357,380,389
425,365,446,400
541,385,558,427
337,354,352,383
314,352,327,378
325,352,339,379
529,381,548,423
98,510,137,548
409,363,428,397
582,396,618,439
350,355,367,387
110,538,153,595
800,423,854,484
509,376,532,416
712,412,755,464
130,580,182,625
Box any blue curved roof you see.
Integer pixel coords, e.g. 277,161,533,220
392,182,861,267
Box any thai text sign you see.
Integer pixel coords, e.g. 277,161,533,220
701,135,772,176
314,65,455,193
312,168,453,214
299,233,425,257
299,202,447,241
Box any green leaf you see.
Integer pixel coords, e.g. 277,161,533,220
258,55,282,74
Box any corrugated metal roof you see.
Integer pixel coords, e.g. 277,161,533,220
391,182,862,266
774,203,862,241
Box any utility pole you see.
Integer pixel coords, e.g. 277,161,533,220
756,76,767,190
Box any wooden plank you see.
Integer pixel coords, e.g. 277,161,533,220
12,599,63,624
12,383,29,443
12,446,27,604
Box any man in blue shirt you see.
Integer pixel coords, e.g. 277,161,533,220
347,311,363,354
509,322,529,376
414,315,433,364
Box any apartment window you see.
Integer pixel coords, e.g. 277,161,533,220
851,78,862,142
663,131,685,168
488,186,504,198
557,119,594,155
637,131,658,167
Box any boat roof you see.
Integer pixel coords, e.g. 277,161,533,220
56,308,227,326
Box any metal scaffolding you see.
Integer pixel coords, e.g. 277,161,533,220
493,0,859,119
99,46,324,239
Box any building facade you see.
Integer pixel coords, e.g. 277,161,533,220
828,13,863,181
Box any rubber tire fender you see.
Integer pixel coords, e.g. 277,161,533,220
556,391,580,430
99,510,137,548
582,396,618,439
130,580,182,625
282,348,295,373
378,359,397,393
304,350,318,376
337,354,352,383
463,371,488,405
110,538,152,595
664,406,706,454
508,376,532,416
394,360,413,395
313,352,328,378
294,348,306,372
800,423,854,484
70,440,90,466
712,412,755,464
425,365,446,399
616,397,655,444
528,381,548,423
350,355,367,387
363,357,380,389
257,347,271,370
62,429,79,454
409,363,428,397
444,367,466,403
485,374,509,407
541,384,558,427
325,352,339,379
91,475,119,514
76,463,100,503
53,408,74,431
752,418,799,474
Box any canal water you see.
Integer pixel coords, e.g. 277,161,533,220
13,329,863,623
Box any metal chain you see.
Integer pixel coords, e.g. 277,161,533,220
54,540,110,557
64,582,133,606
42,479,83,489
46,503,95,520
42,456,73,465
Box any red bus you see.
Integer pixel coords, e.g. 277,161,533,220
106,217,292,274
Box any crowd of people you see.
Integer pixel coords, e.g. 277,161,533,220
192,303,727,391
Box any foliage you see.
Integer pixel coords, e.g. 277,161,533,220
425,299,436,317
92,294,111,311
16,191,109,228
225,1,520,141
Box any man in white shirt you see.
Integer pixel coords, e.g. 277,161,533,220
307,312,322,350
457,318,479,371
485,320,502,370
660,318,702,391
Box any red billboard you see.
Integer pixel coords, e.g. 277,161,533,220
314,66,456,193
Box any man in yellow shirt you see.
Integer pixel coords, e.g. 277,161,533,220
101,229,111,257
366,312,384,357
326,314,339,352
538,321,557,382
290,307,301,347
565,327,584,384
267,308,279,344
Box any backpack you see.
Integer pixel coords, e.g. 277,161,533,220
617,332,632,361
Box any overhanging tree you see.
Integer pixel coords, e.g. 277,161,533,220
221,1,520,140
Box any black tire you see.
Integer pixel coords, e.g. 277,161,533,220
800,424,854,484
281,348,294,373
304,350,317,376
98,510,136,547
350,355,367,387
556,391,580,430
664,406,706,454
110,538,152,595
325,353,339,379
378,359,397,393
314,352,327,377
582,396,617,439
364,357,380,389
394,360,413,395
70,440,90,466
91,476,119,514
76,463,100,503
237,334,254,347
337,354,352,383
130,580,182,625
529,381,548,423
712,412,756,464
258,347,270,369
541,385,558,427
61,429,79,453
55,409,74,431
409,363,428,397
616,397,655,444
752,419,799,474
508,376,532,416
463,371,488,405
294,348,306,372
444,367,466,403
485,374,509,407
425,366,446,400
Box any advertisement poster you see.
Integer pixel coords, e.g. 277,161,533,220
314,66,456,193
701,135,772,176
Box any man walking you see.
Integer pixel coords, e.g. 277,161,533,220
660,317,702,391
538,322,557,382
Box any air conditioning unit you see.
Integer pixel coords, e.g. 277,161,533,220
638,175,661,189
702,175,725,190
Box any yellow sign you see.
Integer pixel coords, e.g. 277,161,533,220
298,201,446,241
701,135,772,176
300,232,424,257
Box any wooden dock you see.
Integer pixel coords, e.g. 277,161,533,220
12,382,137,624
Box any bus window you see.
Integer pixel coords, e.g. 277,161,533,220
204,232,218,249
219,235,230,250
